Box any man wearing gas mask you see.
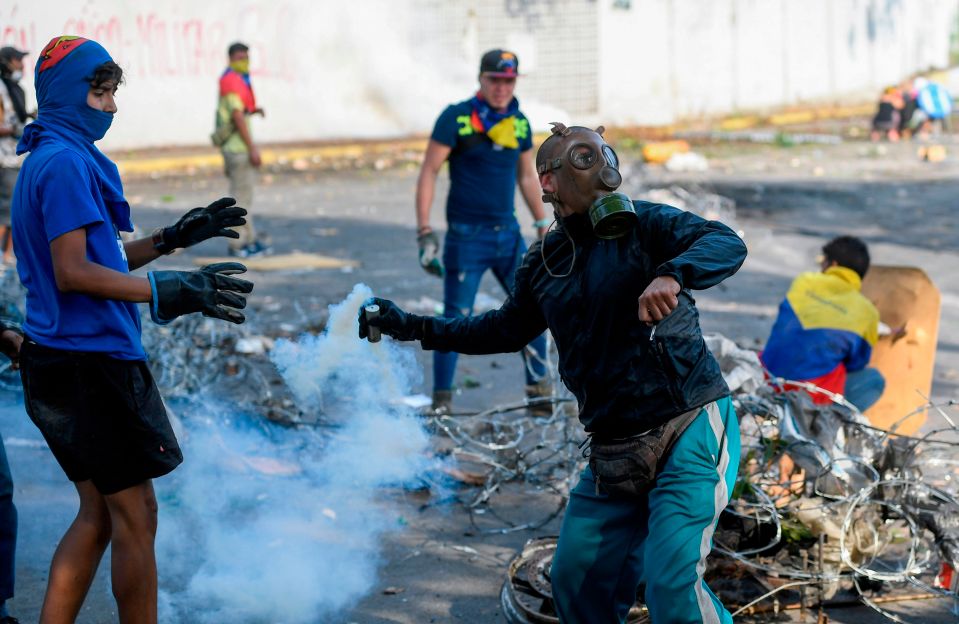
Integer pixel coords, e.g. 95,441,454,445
360,123,747,623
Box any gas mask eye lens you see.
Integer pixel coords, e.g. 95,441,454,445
602,145,619,168
568,144,597,170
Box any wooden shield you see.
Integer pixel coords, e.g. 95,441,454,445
861,266,941,434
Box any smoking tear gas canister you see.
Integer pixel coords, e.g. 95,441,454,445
365,304,381,343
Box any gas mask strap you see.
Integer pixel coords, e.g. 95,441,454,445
541,218,576,279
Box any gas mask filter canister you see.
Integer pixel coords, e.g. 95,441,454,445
589,192,637,239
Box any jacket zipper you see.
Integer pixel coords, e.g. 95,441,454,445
649,327,684,407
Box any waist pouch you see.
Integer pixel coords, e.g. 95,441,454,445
586,406,702,498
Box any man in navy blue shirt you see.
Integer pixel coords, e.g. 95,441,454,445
415,49,551,413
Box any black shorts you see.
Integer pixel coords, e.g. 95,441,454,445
19,338,183,495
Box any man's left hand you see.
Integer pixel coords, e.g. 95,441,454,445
638,276,680,324
0,328,23,370
155,197,248,254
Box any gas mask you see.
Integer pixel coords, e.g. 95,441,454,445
536,123,637,239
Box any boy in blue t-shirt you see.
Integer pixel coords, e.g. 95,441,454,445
12,36,253,621
414,49,550,413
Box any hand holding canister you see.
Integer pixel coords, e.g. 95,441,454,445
357,298,425,342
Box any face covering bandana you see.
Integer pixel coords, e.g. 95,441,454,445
230,59,250,75
469,92,520,149
79,106,114,141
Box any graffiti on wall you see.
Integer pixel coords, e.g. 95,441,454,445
504,0,559,31
1,2,298,82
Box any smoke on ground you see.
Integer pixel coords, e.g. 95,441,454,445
157,284,433,623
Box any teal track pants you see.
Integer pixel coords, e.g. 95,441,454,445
552,397,740,623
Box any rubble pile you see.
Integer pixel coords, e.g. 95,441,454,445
701,337,958,620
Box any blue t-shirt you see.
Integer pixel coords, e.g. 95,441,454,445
430,99,533,226
12,145,145,360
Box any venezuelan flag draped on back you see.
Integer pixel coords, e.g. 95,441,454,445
762,266,879,402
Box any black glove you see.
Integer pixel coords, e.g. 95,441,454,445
153,197,248,254
357,297,426,342
149,262,254,324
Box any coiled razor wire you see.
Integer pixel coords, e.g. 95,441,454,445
720,381,959,621
425,335,586,534
139,312,307,425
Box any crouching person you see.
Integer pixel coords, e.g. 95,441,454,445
12,37,252,624
360,123,747,623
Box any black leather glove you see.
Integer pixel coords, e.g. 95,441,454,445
357,297,426,342
153,197,248,254
149,262,254,324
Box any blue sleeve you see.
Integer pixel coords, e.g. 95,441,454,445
430,105,463,148
37,152,104,242
844,335,873,372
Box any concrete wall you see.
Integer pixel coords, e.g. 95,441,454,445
3,0,957,150
599,0,959,125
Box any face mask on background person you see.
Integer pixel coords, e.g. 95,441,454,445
230,59,249,75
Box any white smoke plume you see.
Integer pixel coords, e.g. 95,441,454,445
157,284,433,622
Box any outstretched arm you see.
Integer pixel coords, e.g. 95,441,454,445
362,249,547,354
127,197,248,270
124,236,163,271
52,228,152,302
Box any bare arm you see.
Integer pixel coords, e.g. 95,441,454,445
231,108,261,167
415,140,452,233
124,236,163,271
51,229,152,302
517,149,548,237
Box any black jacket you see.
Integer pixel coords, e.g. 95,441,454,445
421,200,748,437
